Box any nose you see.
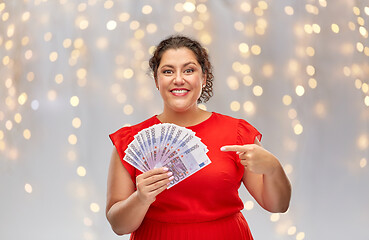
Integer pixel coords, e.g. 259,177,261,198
173,72,185,85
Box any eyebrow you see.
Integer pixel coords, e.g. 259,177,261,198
159,61,198,70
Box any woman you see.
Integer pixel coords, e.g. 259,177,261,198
106,35,291,239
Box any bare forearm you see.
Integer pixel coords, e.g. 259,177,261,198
262,163,291,213
107,191,150,235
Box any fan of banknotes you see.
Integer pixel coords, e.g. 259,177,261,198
124,123,211,188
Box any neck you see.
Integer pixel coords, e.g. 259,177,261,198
158,106,210,127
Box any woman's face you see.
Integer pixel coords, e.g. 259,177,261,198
156,47,206,113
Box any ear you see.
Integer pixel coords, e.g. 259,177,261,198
202,73,207,87
155,78,159,90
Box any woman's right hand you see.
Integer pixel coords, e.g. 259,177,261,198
136,167,173,205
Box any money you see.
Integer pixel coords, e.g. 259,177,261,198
124,123,211,188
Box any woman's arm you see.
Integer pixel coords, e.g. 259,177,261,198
221,138,291,213
106,149,173,235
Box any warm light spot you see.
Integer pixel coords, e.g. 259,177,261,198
174,23,185,32
296,232,305,240
68,134,78,145
96,37,108,50
296,85,305,96
331,24,339,33
104,0,114,9
23,129,31,139
239,43,249,53
227,76,239,90
243,101,255,115
262,64,273,77
319,0,327,7
197,4,207,13
18,92,28,105
244,200,254,210
306,65,315,76
360,158,367,168
119,12,130,22
174,3,184,12
70,96,80,107
365,7,369,16
123,104,134,115
123,68,134,79
72,117,82,128
251,45,261,55
308,78,317,89
306,47,315,56
240,2,251,12
68,150,77,161
90,203,100,213
343,66,351,76
234,21,244,31
359,26,368,38
146,23,157,33
49,51,58,62
242,76,253,86
230,101,240,111
106,20,117,30
288,226,297,235
315,102,326,118
77,68,87,79
253,85,263,96
63,38,72,48
365,96,369,106
55,74,64,84
200,33,212,45
288,109,297,119
284,6,294,15
270,213,280,222
294,123,303,135
77,166,87,177
84,217,93,227
283,95,292,106
362,83,368,93
25,183,33,193
134,29,145,40
74,38,84,49
7,24,15,37
357,134,369,149
183,2,196,13
142,5,152,14
353,7,360,16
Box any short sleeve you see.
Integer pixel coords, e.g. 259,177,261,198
237,119,262,145
109,127,137,184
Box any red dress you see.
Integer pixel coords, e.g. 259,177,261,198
109,112,262,240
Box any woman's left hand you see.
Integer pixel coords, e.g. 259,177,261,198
221,144,280,175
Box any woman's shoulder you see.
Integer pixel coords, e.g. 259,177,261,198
110,115,159,137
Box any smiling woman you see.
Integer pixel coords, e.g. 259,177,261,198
106,35,291,240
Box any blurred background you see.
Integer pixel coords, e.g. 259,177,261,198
0,0,368,239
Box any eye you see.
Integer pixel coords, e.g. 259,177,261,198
163,69,173,74
184,68,194,74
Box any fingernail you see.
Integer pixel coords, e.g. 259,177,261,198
163,167,169,171
167,172,173,176
169,176,174,181
220,147,225,151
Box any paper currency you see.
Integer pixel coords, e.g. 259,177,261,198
124,123,211,188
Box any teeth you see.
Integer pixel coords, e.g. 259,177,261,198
172,90,188,93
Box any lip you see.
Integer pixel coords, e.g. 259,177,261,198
170,88,190,96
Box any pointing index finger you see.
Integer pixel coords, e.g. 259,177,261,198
220,145,248,152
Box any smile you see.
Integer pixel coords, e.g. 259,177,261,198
171,89,189,96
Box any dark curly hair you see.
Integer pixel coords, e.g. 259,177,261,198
149,35,214,103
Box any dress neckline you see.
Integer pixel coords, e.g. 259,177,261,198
154,112,215,129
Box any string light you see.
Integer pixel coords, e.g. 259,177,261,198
0,1,367,239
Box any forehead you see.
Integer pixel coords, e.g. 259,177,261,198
160,47,199,65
